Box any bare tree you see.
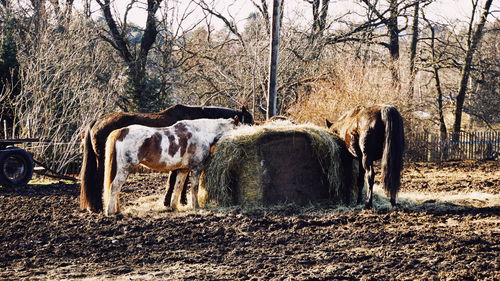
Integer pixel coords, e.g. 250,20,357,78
48,0,75,28
358,0,405,85
184,0,271,115
452,0,493,140
293,0,427,88
421,12,448,158
407,0,421,98
96,0,162,112
250,0,270,35
465,20,500,129
310,0,330,42
3,12,122,173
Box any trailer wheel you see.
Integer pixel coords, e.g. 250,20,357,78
0,147,34,188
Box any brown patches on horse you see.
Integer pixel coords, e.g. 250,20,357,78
179,137,188,157
138,132,163,165
174,123,193,157
174,122,188,133
188,143,197,155
164,130,179,157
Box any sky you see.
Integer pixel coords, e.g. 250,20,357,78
75,0,499,30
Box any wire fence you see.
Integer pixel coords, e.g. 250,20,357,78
405,131,500,162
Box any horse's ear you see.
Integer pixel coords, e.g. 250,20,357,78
233,115,240,125
325,119,333,128
241,106,248,113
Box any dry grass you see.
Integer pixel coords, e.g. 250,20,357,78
203,120,358,207
286,60,405,125
117,183,499,218
116,161,499,217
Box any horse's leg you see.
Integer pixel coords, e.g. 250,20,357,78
105,169,129,216
169,169,189,211
180,174,189,205
189,170,201,209
362,155,375,209
164,170,190,207
356,159,365,204
163,170,177,207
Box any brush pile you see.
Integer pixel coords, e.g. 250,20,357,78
203,121,359,208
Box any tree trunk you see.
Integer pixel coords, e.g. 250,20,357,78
97,0,161,112
387,0,400,86
434,66,448,160
408,0,419,98
308,0,330,60
311,0,330,40
425,10,448,159
452,0,492,141
32,0,47,35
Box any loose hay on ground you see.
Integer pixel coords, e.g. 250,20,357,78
203,121,359,208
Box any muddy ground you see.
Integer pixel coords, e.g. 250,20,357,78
0,161,498,280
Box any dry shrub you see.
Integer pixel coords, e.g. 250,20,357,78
5,17,123,173
287,59,405,125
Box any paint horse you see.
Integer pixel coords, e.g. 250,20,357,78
326,105,404,208
80,104,253,212
103,118,239,215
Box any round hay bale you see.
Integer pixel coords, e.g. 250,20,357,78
203,121,359,208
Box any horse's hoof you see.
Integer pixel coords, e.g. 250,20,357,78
364,202,373,209
391,202,401,210
165,206,176,212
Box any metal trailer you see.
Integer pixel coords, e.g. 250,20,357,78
0,139,38,187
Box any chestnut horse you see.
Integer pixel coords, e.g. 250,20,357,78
80,104,253,212
103,118,239,215
326,105,404,208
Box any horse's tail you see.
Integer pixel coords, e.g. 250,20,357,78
103,129,120,213
79,121,101,212
380,106,405,205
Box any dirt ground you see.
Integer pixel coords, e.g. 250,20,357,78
0,161,498,280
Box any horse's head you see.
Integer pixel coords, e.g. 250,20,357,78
240,106,254,125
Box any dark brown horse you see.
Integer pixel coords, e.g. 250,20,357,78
80,104,253,212
326,105,404,208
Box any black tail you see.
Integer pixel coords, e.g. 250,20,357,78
380,106,404,205
79,121,102,212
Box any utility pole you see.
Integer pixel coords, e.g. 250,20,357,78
267,0,281,119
